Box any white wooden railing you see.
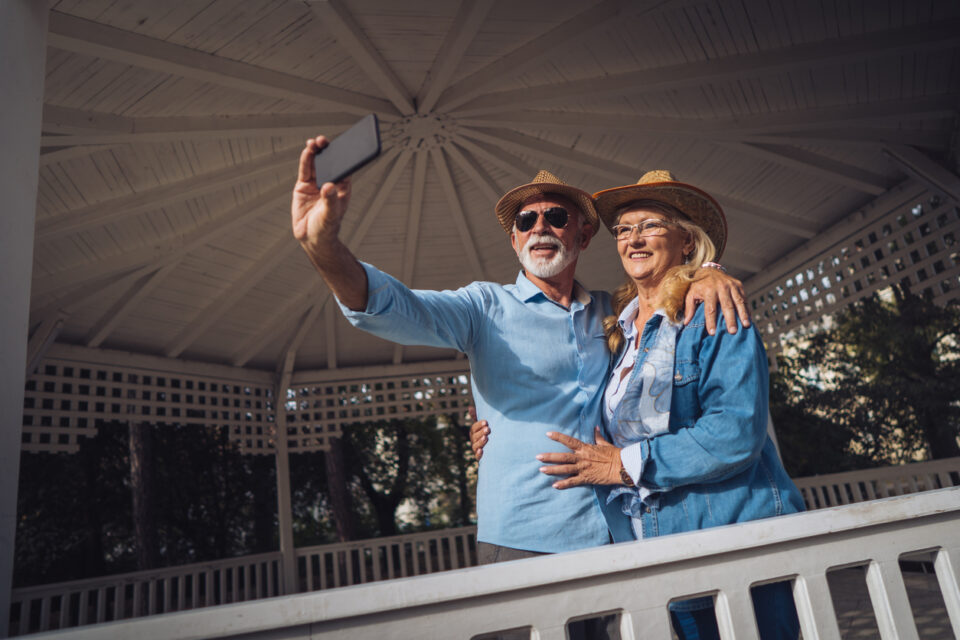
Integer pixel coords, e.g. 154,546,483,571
295,525,476,591
793,456,960,509
10,458,960,636
18,488,960,640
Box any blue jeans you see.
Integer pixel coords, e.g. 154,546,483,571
671,581,799,640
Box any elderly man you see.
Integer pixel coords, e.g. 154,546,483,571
292,135,749,561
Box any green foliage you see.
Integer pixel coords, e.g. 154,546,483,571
772,288,960,475
15,422,275,587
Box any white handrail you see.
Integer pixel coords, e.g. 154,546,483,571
11,459,959,636
18,488,960,640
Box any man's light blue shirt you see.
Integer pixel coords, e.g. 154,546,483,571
337,263,633,552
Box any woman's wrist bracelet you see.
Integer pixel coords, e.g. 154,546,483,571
701,261,727,273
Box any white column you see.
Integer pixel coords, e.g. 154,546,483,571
0,2,48,635
274,362,297,595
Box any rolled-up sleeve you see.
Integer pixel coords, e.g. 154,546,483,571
640,312,769,492
337,262,482,353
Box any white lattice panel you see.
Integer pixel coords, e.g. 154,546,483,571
22,359,276,454
749,190,960,357
283,371,473,453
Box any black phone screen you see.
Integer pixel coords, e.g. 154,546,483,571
314,114,381,187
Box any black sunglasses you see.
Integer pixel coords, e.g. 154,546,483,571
515,207,569,232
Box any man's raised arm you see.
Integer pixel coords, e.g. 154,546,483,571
291,136,368,311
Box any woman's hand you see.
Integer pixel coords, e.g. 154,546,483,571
537,427,623,489
684,268,750,334
468,407,489,460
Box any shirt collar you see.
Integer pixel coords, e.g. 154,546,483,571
514,271,593,307
617,298,671,339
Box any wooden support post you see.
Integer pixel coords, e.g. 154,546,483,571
0,2,47,635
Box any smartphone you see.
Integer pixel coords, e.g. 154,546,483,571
314,114,381,187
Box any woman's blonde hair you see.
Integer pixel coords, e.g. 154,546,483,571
602,200,716,353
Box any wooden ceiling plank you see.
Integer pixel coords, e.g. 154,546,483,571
31,264,153,318
47,10,399,116
430,147,486,281
723,142,889,195
40,108,358,145
39,144,120,166
304,0,415,115
42,104,133,134
85,263,178,348
449,20,960,116
164,232,295,358
37,145,298,241
718,196,819,239
32,184,290,297
416,0,496,113
391,150,428,365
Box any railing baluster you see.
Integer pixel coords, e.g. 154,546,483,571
95,586,106,623
18,600,31,635
714,588,761,640
865,559,920,640
58,593,71,629
933,547,960,638
78,589,89,625
114,583,125,621
792,572,841,640
38,596,51,632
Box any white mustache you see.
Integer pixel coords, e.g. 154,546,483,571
522,233,562,251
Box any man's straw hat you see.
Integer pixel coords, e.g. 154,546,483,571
494,170,599,234
593,170,727,258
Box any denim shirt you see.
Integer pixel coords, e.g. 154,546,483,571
607,303,805,539
338,263,634,552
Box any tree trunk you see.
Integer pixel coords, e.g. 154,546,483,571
324,436,356,542
920,409,960,459
128,421,158,570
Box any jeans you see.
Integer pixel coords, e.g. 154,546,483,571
671,581,800,640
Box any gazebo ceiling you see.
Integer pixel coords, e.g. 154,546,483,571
32,0,960,372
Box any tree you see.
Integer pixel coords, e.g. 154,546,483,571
771,287,960,473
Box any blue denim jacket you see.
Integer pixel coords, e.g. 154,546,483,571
609,304,805,538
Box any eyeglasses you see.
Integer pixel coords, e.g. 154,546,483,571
515,207,569,233
612,219,673,240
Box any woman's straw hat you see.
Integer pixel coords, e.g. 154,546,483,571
593,170,727,258
494,170,599,234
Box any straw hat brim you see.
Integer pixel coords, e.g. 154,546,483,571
593,181,727,258
495,183,599,234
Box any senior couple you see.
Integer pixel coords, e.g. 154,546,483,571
292,135,804,639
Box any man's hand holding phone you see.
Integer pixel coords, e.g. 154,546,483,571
292,135,352,251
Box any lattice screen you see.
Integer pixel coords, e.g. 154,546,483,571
282,371,473,453
21,359,275,454
22,356,473,455
749,190,960,358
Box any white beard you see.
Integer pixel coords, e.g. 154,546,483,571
518,232,580,278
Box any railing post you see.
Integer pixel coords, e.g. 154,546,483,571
865,558,920,640
274,395,297,595
0,2,48,636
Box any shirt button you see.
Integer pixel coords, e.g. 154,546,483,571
674,373,682,382
643,347,649,353
644,506,651,514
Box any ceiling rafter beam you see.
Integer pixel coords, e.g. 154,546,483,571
279,304,323,376
739,129,947,150
39,144,120,166
883,144,960,204
457,126,635,183
164,232,295,358
719,196,818,240
458,127,818,239
456,94,958,138
449,135,536,181
305,0,414,115
85,263,178,348
26,314,67,376
721,142,889,195
31,264,153,316
41,107,358,145
325,302,338,370
392,150,429,365
231,149,413,367
443,142,503,204
47,11,398,116
37,146,298,241
416,0,496,113
450,21,960,116
431,147,486,281
436,0,699,112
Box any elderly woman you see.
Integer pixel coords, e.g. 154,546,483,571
537,171,805,639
